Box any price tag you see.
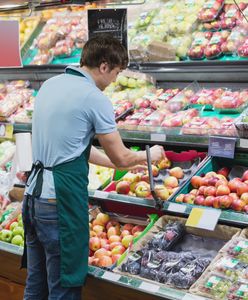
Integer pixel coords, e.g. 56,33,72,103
168,203,186,213
208,136,236,159
93,190,109,199
0,20,22,68
186,207,221,231
0,124,13,139
150,133,166,142
88,9,127,50
139,281,160,294
240,138,248,148
102,271,121,282
183,293,210,300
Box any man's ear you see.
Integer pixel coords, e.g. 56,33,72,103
99,62,109,74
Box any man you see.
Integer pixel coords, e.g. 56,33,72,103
23,34,164,300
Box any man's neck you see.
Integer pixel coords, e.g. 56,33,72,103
81,66,102,90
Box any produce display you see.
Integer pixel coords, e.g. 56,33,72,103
115,216,234,291
88,164,114,190
0,80,35,123
19,17,40,47
88,211,146,268
175,165,248,213
104,150,205,201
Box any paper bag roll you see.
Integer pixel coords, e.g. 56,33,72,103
14,132,33,171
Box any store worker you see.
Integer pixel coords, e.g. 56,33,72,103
22,34,165,300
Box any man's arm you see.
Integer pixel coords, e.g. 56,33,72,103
96,131,164,169
89,146,116,168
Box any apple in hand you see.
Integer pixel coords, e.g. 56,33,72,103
157,158,171,170
151,165,159,177
169,167,184,179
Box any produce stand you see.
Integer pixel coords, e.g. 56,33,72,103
0,1,248,299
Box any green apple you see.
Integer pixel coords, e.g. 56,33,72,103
10,222,19,231
17,214,22,222
13,226,24,238
11,235,24,246
1,229,13,242
18,219,23,227
127,78,137,88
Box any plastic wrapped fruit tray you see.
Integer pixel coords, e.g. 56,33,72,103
113,215,241,292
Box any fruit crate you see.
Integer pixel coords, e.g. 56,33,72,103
113,215,241,293
169,153,248,219
103,150,206,204
89,208,158,270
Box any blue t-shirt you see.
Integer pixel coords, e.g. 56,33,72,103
25,66,116,198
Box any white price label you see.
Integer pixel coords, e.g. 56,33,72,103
139,281,160,294
93,191,109,199
150,133,166,142
240,139,248,148
102,271,121,282
183,293,210,300
168,203,186,213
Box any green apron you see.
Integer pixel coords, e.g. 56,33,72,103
22,68,93,287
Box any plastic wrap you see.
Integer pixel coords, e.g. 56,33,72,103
31,51,53,65
198,0,225,22
226,238,248,264
188,32,212,60
204,31,230,59
238,38,248,58
222,26,248,55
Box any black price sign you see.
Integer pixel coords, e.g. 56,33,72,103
88,8,127,50
208,136,237,159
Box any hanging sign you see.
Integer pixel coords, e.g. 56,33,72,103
0,20,22,68
208,136,236,159
88,8,127,50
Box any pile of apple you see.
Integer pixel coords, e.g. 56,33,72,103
114,157,186,201
0,213,24,247
198,0,224,22
188,32,213,60
176,168,248,212
214,90,248,110
221,26,247,55
204,31,230,59
89,212,145,267
238,38,248,58
181,117,237,136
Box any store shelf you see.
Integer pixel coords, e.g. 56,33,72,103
0,241,23,256
88,266,210,300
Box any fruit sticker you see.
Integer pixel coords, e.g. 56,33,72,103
205,275,222,288
237,284,248,296
235,241,248,252
129,252,142,262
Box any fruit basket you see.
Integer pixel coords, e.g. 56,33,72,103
113,214,241,291
103,150,206,202
88,208,158,270
172,153,248,214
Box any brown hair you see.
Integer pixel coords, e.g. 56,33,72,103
80,34,128,70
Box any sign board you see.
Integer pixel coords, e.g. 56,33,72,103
88,8,127,50
186,207,221,231
208,136,236,159
0,20,22,68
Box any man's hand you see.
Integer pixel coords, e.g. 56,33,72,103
150,145,165,164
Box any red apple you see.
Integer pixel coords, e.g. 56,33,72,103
198,186,207,195
107,226,120,238
215,180,228,188
93,225,105,235
97,232,107,239
229,193,238,201
204,196,215,207
122,223,134,232
108,235,121,244
132,225,145,235
191,176,203,188
120,230,131,238
100,238,109,248
135,182,151,198
109,242,122,250
207,177,219,187
213,196,221,209
96,212,110,226
228,178,242,192
175,194,184,203
112,254,121,264
204,186,216,197
242,170,248,182
190,189,198,196
205,171,218,178
217,167,230,178
154,185,170,201
163,176,179,188
183,194,195,204
116,181,130,195
88,256,94,265
244,205,248,214
169,167,184,179
237,183,248,197
98,255,113,267
89,237,101,252
231,199,246,211
216,185,231,196
106,220,120,231
151,165,159,177
195,195,205,206
219,195,232,209
157,158,171,169
90,230,97,238
94,248,111,259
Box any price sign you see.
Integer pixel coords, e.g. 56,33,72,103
168,203,186,213
0,124,13,139
93,190,109,199
139,281,160,294
102,271,121,282
186,207,221,231
208,136,236,159
0,20,22,68
150,133,166,142
88,9,127,50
